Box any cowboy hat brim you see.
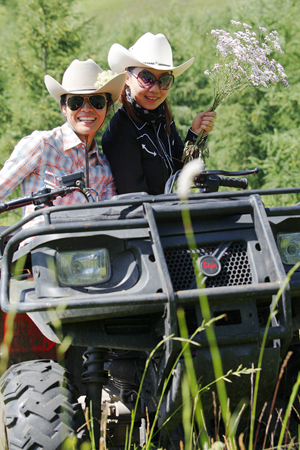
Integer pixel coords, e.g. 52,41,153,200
44,72,126,104
108,43,194,77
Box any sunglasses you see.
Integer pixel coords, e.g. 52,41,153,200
128,69,174,90
67,95,107,111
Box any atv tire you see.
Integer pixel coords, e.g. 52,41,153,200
0,359,88,450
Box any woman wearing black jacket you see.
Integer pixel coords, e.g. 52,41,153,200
102,32,216,195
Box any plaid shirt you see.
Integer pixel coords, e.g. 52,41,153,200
0,122,116,222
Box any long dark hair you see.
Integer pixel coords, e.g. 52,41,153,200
120,85,173,135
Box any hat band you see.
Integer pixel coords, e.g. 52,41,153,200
64,86,97,92
142,62,171,67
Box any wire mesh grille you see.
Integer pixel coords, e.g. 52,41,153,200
164,242,252,291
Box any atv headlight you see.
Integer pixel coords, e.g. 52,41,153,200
56,248,111,286
277,232,300,265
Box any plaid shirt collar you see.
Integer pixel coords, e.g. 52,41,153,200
61,122,98,154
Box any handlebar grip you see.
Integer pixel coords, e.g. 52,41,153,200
218,176,248,190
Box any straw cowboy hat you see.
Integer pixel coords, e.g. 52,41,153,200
44,59,126,104
108,32,194,77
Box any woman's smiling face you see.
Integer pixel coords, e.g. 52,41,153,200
126,67,172,110
62,94,109,144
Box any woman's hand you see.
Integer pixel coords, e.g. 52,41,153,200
191,108,217,135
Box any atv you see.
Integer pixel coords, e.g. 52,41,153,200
1,168,300,449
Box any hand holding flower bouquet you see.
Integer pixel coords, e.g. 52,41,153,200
184,20,288,165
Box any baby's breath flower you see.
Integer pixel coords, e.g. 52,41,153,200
94,70,118,89
184,21,288,165
205,21,288,111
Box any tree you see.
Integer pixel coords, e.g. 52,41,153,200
0,0,87,224
2,0,86,138
0,0,299,219
196,0,300,204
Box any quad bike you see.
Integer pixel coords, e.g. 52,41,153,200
1,167,300,449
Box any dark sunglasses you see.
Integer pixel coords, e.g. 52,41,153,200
128,69,174,90
67,95,107,111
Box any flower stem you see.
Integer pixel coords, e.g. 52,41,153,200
194,103,216,148
194,129,204,147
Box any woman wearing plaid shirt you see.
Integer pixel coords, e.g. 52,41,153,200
0,59,126,221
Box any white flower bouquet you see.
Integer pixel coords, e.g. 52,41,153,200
185,20,288,164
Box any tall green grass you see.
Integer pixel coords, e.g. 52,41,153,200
1,185,300,449
1,274,300,449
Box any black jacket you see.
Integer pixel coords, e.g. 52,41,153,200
102,106,197,195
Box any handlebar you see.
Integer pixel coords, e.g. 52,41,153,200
194,173,249,192
164,167,259,194
0,187,74,214
0,171,94,214
218,176,248,190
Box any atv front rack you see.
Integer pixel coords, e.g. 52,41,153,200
1,189,299,345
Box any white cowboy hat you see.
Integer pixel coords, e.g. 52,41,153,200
108,32,194,77
44,59,126,104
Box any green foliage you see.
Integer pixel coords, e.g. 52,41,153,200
0,0,299,226
205,0,300,199
0,0,86,155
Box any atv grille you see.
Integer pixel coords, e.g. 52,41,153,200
164,242,252,291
